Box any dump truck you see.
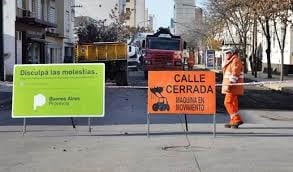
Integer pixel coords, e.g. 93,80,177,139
75,42,128,86
142,27,186,79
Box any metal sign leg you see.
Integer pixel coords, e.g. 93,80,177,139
22,118,26,136
184,114,189,132
147,113,150,138
88,117,92,133
213,114,217,138
70,117,76,129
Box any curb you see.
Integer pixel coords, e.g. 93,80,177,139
0,82,13,87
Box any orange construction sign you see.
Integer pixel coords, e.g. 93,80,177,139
148,71,216,115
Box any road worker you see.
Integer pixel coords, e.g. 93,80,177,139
222,48,244,128
187,52,195,71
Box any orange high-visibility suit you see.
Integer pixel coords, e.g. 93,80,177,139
222,53,244,127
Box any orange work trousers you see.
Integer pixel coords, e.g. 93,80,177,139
224,93,242,122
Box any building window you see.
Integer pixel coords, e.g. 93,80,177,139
48,7,56,24
64,11,70,36
126,0,130,2
126,8,131,20
17,0,23,8
32,0,38,17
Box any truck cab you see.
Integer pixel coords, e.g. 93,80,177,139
143,28,185,79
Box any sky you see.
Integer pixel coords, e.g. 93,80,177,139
146,0,206,30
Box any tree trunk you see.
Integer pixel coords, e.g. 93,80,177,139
253,18,258,78
243,35,248,73
251,22,255,76
280,49,284,81
265,19,272,79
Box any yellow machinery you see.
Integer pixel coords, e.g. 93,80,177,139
76,42,128,86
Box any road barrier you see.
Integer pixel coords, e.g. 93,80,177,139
106,80,293,89
145,71,217,137
12,64,105,134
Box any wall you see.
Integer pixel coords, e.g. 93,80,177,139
3,0,16,79
135,0,145,27
64,0,75,44
174,0,196,36
144,8,148,28
125,0,135,27
124,0,146,28
55,0,75,62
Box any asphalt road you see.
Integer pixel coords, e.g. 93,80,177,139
1,70,293,172
0,70,292,127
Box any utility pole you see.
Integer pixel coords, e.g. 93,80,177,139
0,0,4,81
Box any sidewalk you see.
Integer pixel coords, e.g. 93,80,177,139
0,110,293,172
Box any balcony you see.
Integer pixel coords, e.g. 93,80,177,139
16,8,57,28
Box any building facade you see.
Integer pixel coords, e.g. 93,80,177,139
15,0,58,65
174,0,203,45
55,0,75,63
174,0,197,35
1,0,75,80
148,14,155,32
123,0,147,28
173,0,203,64
3,0,16,79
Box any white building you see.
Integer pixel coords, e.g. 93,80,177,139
56,0,75,63
123,0,147,28
75,0,119,24
3,0,16,80
173,0,203,64
174,0,197,35
148,14,155,31
174,0,203,46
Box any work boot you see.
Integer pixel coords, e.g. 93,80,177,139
230,121,244,128
224,122,233,128
224,121,244,128
224,115,244,128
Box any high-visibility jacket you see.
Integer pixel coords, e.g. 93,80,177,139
221,54,244,95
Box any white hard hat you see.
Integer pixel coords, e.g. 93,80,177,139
225,47,238,54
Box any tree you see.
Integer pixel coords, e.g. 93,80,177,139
272,1,291,81
109,4,132,42
207,0,254,73
202,13,225,50
76,4,131,43
207,0,291,78
249,0,283,79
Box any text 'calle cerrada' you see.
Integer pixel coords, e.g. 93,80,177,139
166,74,214,94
